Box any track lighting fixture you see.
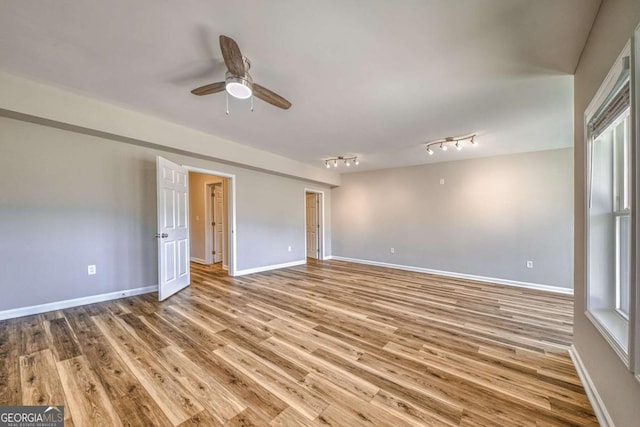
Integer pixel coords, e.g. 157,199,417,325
324,155,359,168
424,134,478,156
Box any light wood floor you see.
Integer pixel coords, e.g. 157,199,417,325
0,260,597,426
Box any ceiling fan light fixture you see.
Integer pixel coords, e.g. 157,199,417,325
225,76,253,99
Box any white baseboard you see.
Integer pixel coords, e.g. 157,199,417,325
190,257,209,265
323,255,334,261
233,259,306,277
329,256,573,295
0,286,157,321
569,345,615,427
222,264,229,271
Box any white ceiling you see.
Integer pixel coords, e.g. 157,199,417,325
0,0,600,172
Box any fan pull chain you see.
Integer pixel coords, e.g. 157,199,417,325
250,95,254,112
226,93,230,115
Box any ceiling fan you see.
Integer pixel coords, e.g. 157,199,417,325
190,35,292,111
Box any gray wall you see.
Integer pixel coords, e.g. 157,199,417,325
332,149,573,289
0,116,332,312
573,1,640,426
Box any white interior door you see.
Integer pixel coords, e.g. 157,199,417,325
156,156,190,301
306,193,319,259
213,183,224,263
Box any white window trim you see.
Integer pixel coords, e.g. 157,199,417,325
632,25,640,381
584,41,634,371
585,310,629,366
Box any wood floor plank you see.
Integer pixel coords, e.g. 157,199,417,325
187,350,289,422
303,373,412,426
64,307,174,427
155,345,247,424
217,329,309,382
57,356,122,427
224,407,270,427
19,350,67,415
46,317,82,361
311,347,465,425
20,349,73,425
19,315,48,356
178,409,224,427
215,343,329,420
261,336,379,401
270,407,319,427
149,307,228,353
0,260,597,426
0,319,22,405
92,314,204,425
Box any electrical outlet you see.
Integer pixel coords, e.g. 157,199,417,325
526,261,533,269
87,265,97,275
439,178,445,185
288,246,292,252
390,247,395,254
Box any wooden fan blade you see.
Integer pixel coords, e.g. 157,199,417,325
191,82,226,96
219,35,245,76
252,83,291,109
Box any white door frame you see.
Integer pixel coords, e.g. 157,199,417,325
207,182,225,265
304,188,325,260
186,166,237,276
204,180,223,265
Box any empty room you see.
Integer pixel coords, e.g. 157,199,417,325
1,1,639,426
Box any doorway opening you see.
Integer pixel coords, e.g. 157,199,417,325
187,169,235,276
304,189,325,260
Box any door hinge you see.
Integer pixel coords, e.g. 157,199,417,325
212,250,216,255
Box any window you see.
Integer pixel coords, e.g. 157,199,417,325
585,45,634,365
